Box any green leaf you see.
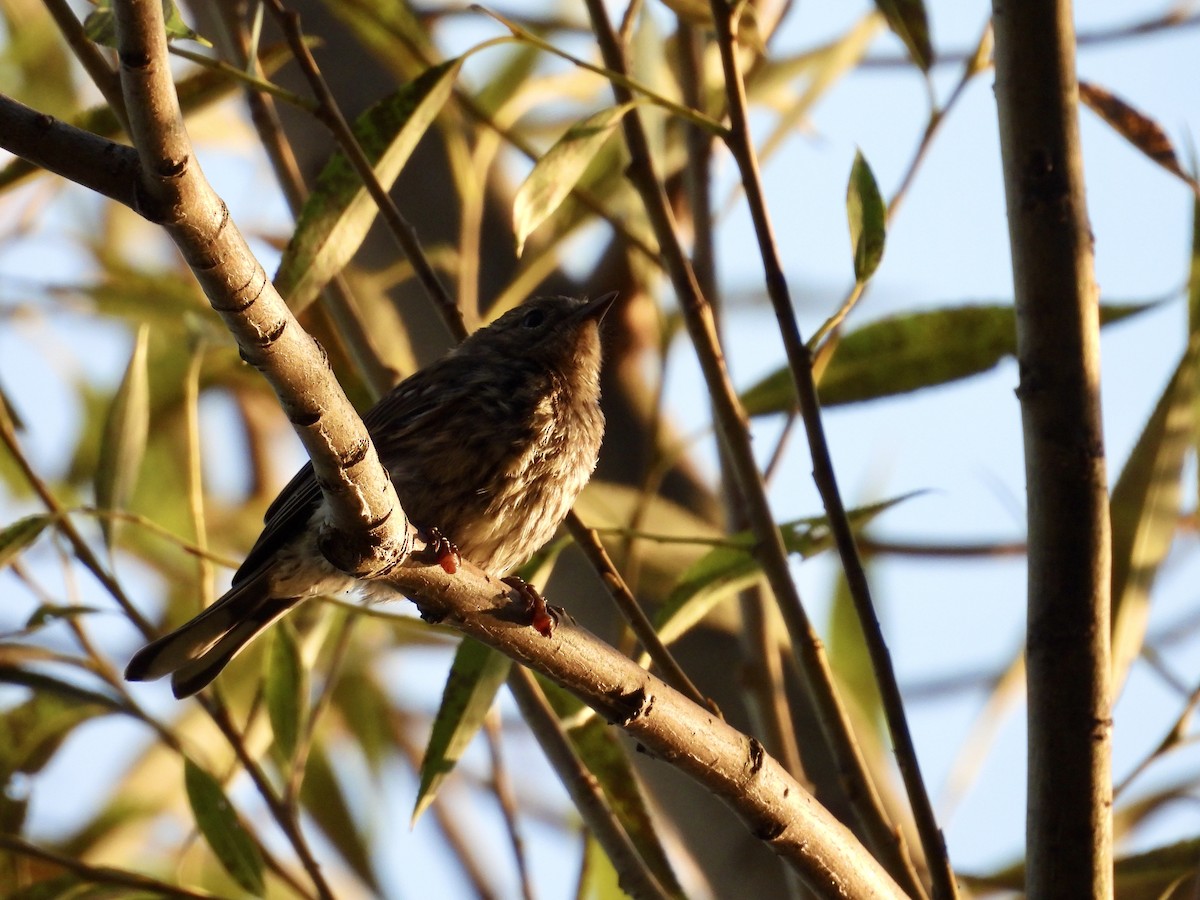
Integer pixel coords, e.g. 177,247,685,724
24,604,103,631
513,103,636,256
83,0,210,48
0,515,51,572
578,834,624,900
412,639,511,824
567,706,684,896
847,149,886,283
0,691,108,782
265,623,306,762
754,15,882,165
274,59,463,312
1110,342,1197,694
95,324,150,548
183,759,266,897
656,495,917,645
827,570,883,731
742,302,1157,415
873,0,933,71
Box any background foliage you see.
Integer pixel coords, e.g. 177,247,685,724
1,0,1199,896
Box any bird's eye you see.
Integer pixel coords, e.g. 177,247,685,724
521,309,546,329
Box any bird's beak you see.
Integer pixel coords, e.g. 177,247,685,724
577,291,618,322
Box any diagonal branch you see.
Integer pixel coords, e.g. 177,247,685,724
389,558,908,896
110,0,412,579
578,1,925,893
707,2,956,896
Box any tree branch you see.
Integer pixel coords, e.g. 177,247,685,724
109,0,411,579
389,560,908,897
991,0,1113,894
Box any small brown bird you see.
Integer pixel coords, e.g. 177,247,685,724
126,293,613,697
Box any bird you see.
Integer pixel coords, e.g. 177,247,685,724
126,293,614,698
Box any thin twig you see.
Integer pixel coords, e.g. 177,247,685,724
484,709,537,900
208,5,397,397
0,835,216,900
40,0,128,131
265,0,466,341
565,516,711,711
578,0,927,892
708,0,955,894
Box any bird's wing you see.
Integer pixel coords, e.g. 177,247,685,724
230,363,460,585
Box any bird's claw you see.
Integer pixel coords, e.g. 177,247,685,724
502,575,560,637
421,527,461,575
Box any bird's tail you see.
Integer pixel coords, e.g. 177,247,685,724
125,570,299,698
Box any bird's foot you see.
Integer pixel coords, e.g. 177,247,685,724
502,575,561,637
420,527,461,575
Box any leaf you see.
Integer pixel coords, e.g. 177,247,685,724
1110,342,1197,694
568,708,683,896
0,44,295,194
265,623,305,762
24,604,103,631
95,324,150,548
275,58,463,312
83,0,210,48
578,834,624,900
742,302,1157,415
183,759,266,897
847,149,886,283
539,678,683,897
656,495,916,645
827,570,883,731
513,104,636,256
412,639,511,824
754,14,882,166
0,515,51,572
0,690,108,782
1080,82,1199,191
873,0,933,71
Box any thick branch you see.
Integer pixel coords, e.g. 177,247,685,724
991,0,1113,894
387,561,907,897
110,0,410,578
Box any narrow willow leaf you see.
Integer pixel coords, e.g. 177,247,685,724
95,324,150,548
275,58,463,312
183,759,266,897
567,708,684,896
827,571,883,731
1080,82,1198,191
873,0,933,71
0,515,51,571
24,604,102,631
514,103,636,256
847,149,886,283
1110,343,1197,694
265,623,305,762
755,15,881,164
741,302,1157,415
412,639,511,824
578,834,624,900
656,495,916,645
0,691,107,783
